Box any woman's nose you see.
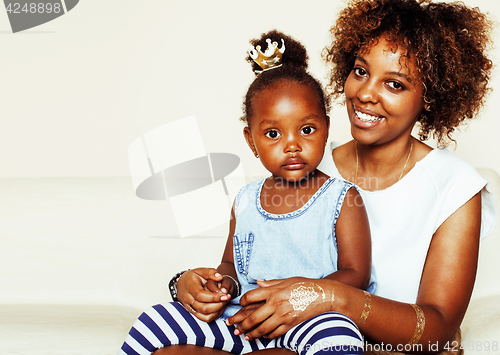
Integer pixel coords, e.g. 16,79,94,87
357,80,379,104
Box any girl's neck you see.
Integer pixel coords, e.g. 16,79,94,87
268,169,328,189
260,169,329,214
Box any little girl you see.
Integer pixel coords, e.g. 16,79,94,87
120,30,374,355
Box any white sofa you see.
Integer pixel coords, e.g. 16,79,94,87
0,169,498,355
461,168,500,351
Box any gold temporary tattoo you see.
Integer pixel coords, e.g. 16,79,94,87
289,282,324,311
331,284,335,309
408,304,425,345
315,284,326,301
359,291,372,324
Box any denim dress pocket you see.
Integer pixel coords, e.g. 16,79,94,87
233,232,254,276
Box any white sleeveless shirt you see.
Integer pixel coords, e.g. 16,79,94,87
318,146,497,303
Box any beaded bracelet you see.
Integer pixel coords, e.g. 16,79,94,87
222,274,241,297
168,270,189,302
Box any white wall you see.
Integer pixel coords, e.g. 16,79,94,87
1,0,499,180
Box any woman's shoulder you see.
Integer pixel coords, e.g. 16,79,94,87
322,141,355,179
330,141,355,163
417,147,485,187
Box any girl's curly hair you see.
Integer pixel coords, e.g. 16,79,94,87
242,30,330,126
323,0,493,144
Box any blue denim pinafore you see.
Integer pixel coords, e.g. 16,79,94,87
223,177,367,318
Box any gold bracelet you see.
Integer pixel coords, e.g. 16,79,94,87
359,291,372,324
408,304,425,345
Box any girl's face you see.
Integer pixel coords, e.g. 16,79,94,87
344,35,426,146
244,82,329,182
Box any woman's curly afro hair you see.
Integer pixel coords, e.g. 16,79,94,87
323,0,493,144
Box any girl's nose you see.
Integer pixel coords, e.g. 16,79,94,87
284,133,301,153
357,80,379,104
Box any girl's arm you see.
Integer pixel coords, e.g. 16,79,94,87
324,187,371,289
229,193,481,352
176,201,239,322
207,203,240,300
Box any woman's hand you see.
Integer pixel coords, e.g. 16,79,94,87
227,277,332,340
176,268,232,322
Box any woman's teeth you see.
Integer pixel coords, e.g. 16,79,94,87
356,110,382,122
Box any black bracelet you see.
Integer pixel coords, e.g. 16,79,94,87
168,269,189,302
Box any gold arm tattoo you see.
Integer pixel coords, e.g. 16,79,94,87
359,291,372,324
408,304,425,345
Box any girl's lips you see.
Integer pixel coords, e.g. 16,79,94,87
283,157,306,169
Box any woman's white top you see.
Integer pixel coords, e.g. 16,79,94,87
318,145,497,303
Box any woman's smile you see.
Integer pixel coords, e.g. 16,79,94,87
344,34,425,145
352,106,385,129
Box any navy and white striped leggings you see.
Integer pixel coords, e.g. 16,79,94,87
120,302,363,355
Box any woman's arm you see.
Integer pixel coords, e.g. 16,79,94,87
351,192,481,348
229,193,481,352
325,187,371,289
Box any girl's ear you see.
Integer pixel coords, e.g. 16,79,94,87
243,126,258,157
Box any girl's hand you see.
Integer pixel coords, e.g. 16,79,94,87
204,276,238,302
226,277,332,340
177,268,232,322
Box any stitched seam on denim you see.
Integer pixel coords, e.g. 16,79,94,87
233,233,254,275
332,181,354,249
244,233,254,276
256,177,337,220
234,185,246,214
233,234,244,274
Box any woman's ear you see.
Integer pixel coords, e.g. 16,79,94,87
325,115,330,143
243,126,258,157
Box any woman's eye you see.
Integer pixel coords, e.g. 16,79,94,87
387,81,405,90
265,130,280,139
353,67,367,77
301,126,315,135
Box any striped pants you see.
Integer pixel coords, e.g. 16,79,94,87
120,302,363,355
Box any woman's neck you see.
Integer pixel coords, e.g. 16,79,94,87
335,137,431,191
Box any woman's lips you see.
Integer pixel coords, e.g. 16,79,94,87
355,109,383,122
353,109,385,127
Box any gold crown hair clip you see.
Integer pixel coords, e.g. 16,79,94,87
248,38,285,72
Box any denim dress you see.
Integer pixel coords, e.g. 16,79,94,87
223,177,364,318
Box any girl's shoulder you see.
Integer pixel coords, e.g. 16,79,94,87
234,178,265,211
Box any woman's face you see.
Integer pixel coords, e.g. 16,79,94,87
344,35,426,146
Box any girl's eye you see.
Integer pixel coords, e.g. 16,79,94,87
387,81,405,90
301,126,315,135
265,130,281,139
353,67,367,77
